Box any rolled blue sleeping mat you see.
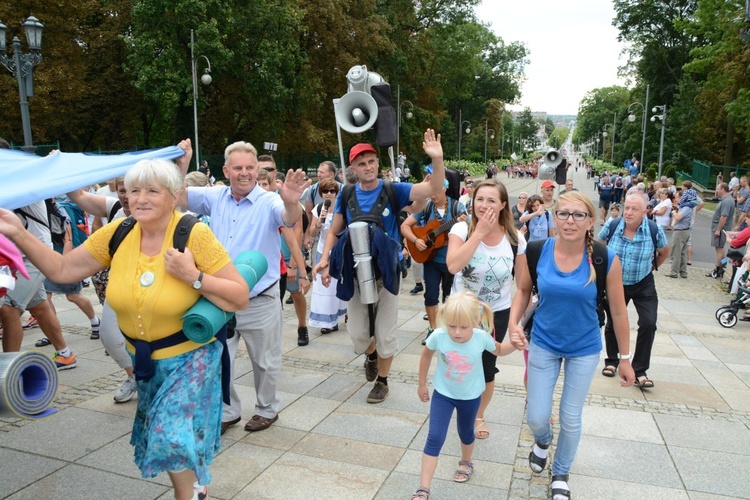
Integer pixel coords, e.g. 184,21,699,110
181,250,268,343
0,351,58,419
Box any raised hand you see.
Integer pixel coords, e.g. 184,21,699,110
422,129,443,160
279,169,311,205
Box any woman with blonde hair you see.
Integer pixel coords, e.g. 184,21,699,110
411,291,520,500
508,190,634,500
446,178,526,440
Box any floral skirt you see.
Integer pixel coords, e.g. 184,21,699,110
130,340,222,485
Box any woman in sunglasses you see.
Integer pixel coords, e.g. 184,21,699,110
309,179,347,335
511,192,528,233
507,191,634,500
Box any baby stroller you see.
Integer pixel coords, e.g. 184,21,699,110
715,269,750,328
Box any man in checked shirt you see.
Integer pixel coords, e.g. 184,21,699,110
598,193,669,390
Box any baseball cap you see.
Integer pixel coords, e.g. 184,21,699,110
541,180,555,189
349,143,377,164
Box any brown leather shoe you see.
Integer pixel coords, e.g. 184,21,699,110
244,414,278,432
220,416,241,435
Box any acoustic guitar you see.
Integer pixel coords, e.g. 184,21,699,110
405,215,463,263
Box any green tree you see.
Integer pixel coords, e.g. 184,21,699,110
544,118,554,138
0,0,144,151
577,86,629,163
682,0,750,165
516,108,537,151
549,127,569,149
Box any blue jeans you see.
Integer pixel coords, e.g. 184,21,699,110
526,341,599,476
423,260,454,307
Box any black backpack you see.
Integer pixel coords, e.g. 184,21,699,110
525,239,609,331
108,214,199,257
603,216,660,271
14,199,67,249
339,181,401,242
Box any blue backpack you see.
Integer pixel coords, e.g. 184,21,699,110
56,200,89,249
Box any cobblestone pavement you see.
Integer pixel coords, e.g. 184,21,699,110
1,163,749,499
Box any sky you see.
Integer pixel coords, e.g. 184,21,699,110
476,0,629,116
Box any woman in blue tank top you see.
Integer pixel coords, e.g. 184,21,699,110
508,191,635,500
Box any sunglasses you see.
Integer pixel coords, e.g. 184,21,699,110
320,189,338,194
262,167,276,172
518,196,528,199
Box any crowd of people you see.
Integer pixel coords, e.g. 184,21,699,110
11,137,714,500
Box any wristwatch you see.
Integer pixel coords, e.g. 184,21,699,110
618,353,632,360
192,271,204,290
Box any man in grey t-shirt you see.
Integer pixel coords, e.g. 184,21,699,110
709,182,735,276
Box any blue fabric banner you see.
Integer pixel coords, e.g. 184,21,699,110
0,146,184,210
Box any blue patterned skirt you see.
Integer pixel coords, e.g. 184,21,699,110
130,340,222,485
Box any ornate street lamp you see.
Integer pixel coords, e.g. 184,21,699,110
651,104,668,179
627,84,650,174
191,29,212,169
0,15,44,151
457,109,471,167
484,121,495,164
396,86,413,163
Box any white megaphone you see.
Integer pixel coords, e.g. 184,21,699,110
539,149,563,181
347,65,384,93
335,90,379,134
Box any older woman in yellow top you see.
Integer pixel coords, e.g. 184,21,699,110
0,158,249,500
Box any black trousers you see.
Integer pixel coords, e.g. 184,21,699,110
604,272,658,377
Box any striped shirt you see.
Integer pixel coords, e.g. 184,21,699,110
599,217,668,286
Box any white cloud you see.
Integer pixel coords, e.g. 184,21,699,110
476,0,629,115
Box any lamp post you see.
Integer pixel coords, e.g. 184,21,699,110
396,86,413,164
602,120,616,167
596,137,600,160
457,109,471,167
627,84,649,174
484,121,495,164
191,29,212,170
651,104,667,180
0,15,44,152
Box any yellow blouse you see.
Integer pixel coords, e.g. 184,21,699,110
85,211,231,359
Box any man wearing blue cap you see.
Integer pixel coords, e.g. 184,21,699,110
314,129,446,403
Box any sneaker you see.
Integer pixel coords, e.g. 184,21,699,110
366,381,389,403
22,316,38,329
409,283,424,295
364,355,378,382
421,328,434,346
54,353,77,370
114,376,137,403
285,295,294,304
90,317,101,340
297,326,309,346
82,278,91,287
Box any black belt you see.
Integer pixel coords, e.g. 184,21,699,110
123,325,231,405
255,280,279,298
673,228,689,231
